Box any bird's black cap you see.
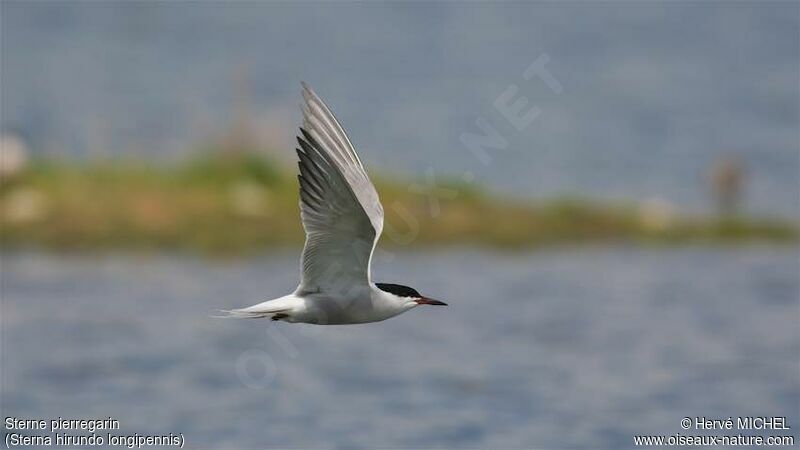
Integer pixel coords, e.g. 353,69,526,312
376,283,420,298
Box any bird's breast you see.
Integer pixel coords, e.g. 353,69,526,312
299,292,403,325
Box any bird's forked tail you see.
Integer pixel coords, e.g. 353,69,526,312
212,297,297,320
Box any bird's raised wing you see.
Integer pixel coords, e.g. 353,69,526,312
295,83,384,297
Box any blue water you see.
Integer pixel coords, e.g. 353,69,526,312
2,248,798,448
1,2,798,216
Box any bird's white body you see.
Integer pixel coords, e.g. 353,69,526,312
227,285,417,324
221,83,445,325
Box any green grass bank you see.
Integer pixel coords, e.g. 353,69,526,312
1,154,796,255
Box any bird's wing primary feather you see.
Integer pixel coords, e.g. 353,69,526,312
295,83,384,296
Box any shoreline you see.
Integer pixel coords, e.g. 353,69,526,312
1,155,796,255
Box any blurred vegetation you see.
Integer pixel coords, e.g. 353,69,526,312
0,153,796,255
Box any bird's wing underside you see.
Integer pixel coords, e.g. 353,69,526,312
295,82,384,297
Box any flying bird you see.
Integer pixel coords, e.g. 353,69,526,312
221,83,446,324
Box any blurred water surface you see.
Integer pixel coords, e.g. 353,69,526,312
2,248,798,448
2,2,798,215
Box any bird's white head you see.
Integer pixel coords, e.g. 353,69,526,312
375,283,448,309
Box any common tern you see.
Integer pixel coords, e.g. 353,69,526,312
222,83,447,324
